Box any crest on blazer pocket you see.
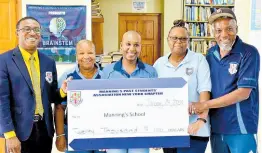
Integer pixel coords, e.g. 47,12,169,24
45,71,53,83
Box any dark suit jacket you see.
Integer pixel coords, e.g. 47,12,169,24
0,47,61,141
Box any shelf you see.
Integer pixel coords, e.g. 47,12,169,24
185,4,234,7
190,36,214,39
184,0,234,53
185,20,208,23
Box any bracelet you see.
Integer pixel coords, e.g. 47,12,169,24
56,133,65,138
197,118,207,123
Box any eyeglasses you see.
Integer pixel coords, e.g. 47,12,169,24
17,26,41,34
168,36,188,42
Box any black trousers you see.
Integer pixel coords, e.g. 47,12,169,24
21,119,53,153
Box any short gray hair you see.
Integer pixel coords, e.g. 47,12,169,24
76,40,96,53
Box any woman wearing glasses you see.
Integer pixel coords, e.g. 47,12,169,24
153,20,211,153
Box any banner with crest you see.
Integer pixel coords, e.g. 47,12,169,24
27,5,87,63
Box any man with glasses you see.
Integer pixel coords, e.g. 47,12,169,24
153,19,211,153
0,17,67,153
191,8,260,153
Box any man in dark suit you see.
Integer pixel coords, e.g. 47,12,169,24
0,17,67,153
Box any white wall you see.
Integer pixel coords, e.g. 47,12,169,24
163,0,183,55
236,1,261,151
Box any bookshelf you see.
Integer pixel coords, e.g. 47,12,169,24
183,0,235,55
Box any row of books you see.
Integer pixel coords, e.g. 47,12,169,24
92,0,103,17
97,51,122,67
184,6,214,21
185,0,234,5
190,39,217,54
184,7,234,21
185,23,214,37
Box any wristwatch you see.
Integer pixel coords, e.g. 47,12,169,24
197,118,207,123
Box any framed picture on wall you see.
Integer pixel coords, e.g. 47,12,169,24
27,5,87,63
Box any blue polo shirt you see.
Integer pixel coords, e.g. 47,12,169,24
58,63,103,105
58,63,103,125
102,58,158,79
206,36,260,134
153,50,211,137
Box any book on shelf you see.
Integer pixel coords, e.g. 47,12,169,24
184,0,234,54
185,6,224,21
185,22,213,37
92,0,103,17
190,39,217,54
190,39,208,54
185,0,234,5
100,55,112,63
109,51,122,62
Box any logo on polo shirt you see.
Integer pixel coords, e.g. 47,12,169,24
228,63,238,75
186,67,194,76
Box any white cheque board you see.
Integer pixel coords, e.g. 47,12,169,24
67,78,189,151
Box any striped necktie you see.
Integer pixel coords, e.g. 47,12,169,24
29,56,44,116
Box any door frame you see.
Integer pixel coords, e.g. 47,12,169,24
118,13,162,64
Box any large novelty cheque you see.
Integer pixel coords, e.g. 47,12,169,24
67,78,189,151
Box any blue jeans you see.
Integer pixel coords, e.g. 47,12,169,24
211,134,257,153
106,149,149,153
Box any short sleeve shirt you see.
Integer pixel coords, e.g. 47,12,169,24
206,36,260,134
153,50,211,137
102,58,158,79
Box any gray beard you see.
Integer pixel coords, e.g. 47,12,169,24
218,42,232,51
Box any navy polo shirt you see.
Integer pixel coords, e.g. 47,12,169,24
102,58,158,79
206,36,260,134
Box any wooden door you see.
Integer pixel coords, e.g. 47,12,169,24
92,17,104,55
0,0,21,54
119,13,161,65
0,0,21,151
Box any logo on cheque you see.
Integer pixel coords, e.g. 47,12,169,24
69,91,83,106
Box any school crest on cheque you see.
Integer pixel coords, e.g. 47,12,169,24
70,91,83,106
228,63,238,75
186,67,194,76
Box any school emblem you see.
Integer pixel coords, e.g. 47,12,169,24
45,72,53,83
228,63,238,75
69,91,83,106
186,67,194,76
